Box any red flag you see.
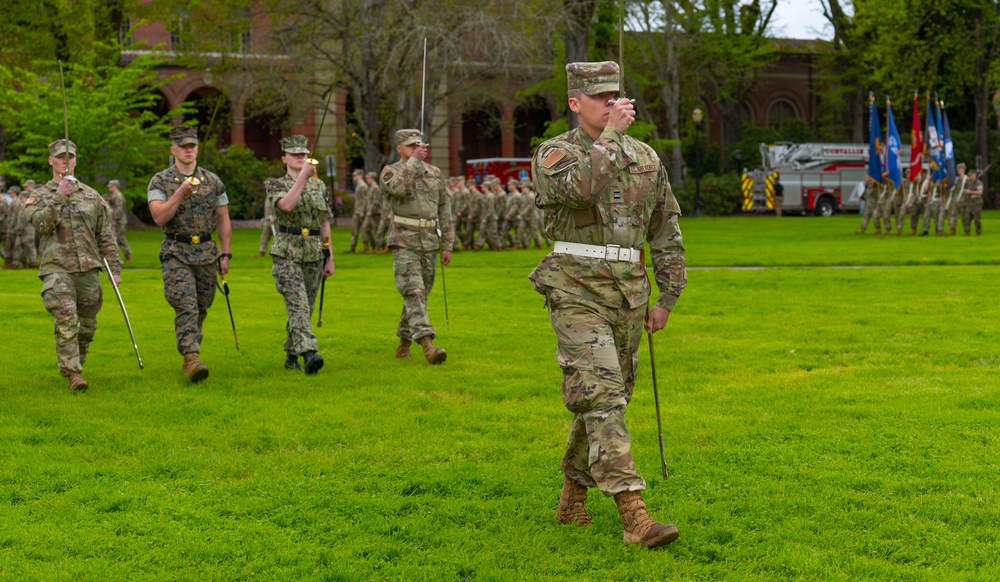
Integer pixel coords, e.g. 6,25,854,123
909,92,923,181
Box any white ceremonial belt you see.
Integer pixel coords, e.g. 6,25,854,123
393,215,436,228
553,241,641,263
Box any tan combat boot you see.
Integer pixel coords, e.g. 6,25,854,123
183,353,209,383
556,475,592,526
874,227,881,235
418,337,446,365
395,340,412,360
614,490,679,548
948,227,956,236
362,242,370,253
67,373,89,391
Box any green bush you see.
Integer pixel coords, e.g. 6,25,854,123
673,171,743,216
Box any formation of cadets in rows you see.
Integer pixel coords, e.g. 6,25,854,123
341,171,550,254
856,163,986,236
0,179,132,270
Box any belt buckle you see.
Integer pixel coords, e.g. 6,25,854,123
191,235,201,244
605,244,621,261
301,227,310,236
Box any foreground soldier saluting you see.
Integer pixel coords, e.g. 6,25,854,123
24,140,123,391
148,126,233,383
530,62,686,549
380,129,453,364
265,135,335,373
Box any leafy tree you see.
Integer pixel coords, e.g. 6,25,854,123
0,43,189,210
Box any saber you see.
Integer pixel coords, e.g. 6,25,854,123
420,38,428,143
608,3,636,106
640,250,668,479
103,258,143,369
437,226,450,327
215,273,240,350
57,61,76,182
306,85,336,171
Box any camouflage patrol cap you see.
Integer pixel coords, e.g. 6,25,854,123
566,61,620,96
49,139,77,157
957,162,967,170
280,135,310,154
108,179,120,188
24,179,35,187
352,169,364,177
466,177,476,185
395,129,422,146
9,185,21,194
169,126,199,146
366,171,377,180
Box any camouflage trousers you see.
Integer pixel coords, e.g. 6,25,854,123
40,270,103,377
8,226,37,266
904,202,923,234
259,221,273,254
349,214,363,250
947,198,966,231
161,255,216,355
922,199,943,234
476,218,501,250
965,196,984,234
545,286,646,496
272,256,323,356
115,225,132,260
392,247,437,342
461,218,478,249
860,198,880,231
360,214,380,249
878,196,897,232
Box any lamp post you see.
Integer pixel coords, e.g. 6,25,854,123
692,108,703,217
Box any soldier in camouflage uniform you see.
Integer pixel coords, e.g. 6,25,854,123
963,168,984,235
14,185,39,268
944,163,969,236
3,185,21,268
23,140,122,391
476,176,500,250
255,193,275,258
148,126,233,383
380,129,454,364
530,62,685,549
346,170,367,253
856,177,882,234
903,170,929,236
360,172,383,253
104,180,132,261
919,179,945,236
462,178,481,250
503,178,524,248
265,135,336,374
370,172,392,254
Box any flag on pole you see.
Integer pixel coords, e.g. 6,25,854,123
927,94,943,184
941,99,956,186
868,92,883,183
909,92,923,182
885,97,902,189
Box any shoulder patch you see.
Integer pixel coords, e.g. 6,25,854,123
541,149,567,169
24,197,36,206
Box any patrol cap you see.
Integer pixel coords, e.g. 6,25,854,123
170,126,199,146
365,171,377,180
170,125,198,145
24,179,36,187
280,135,310,154
49,139,77,157
395,129,422,146
9,185,21,194
352,169,364,177
108,179,120,188
957,162,967,170
566,61,620,96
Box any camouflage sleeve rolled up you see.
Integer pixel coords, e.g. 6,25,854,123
533,125,628,210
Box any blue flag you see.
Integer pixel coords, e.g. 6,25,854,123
941,102,956,186
929,99,944,183
868,93,882,183
885,99,902,189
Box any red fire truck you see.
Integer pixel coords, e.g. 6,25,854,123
465,158,532,185
742,142,911,216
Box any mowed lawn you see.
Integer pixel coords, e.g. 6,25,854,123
2,214,999,579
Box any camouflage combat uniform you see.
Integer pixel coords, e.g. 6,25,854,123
921,183,944,235
24,171,122,381
266,172,333,357
348,172,368,252
946,174,968,234
530,122,686,497
964,176,984,235
104,182,132,260
858,181,881,233
148,165,228,356
380,134,454,344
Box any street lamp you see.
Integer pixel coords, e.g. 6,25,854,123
692,108,703,217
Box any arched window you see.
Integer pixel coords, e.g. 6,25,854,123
767,99,799,130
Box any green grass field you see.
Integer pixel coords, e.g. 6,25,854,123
2,214,999,579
